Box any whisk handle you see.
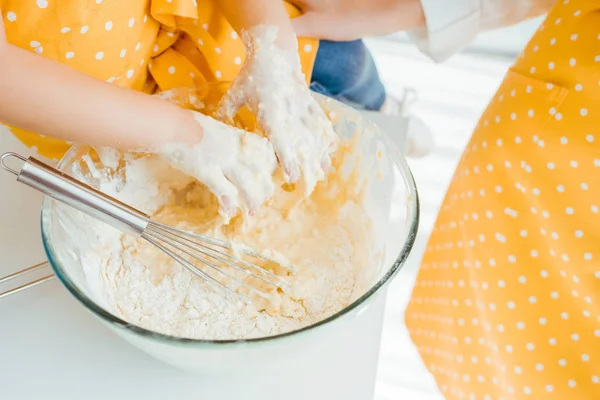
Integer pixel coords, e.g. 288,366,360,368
1,152,150,236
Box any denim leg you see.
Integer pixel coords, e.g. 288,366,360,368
310,40,387,111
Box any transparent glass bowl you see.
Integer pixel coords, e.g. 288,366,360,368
40,85,419,399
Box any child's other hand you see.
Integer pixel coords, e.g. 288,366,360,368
217,25,337,196
156,111,277,221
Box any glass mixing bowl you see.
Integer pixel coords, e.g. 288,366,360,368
40,84,419,400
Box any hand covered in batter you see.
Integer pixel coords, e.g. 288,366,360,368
156,111,277,221
217,25,337,196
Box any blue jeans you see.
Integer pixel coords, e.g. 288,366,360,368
310,39,387,111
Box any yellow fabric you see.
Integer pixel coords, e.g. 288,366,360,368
0,0,318,159
406,1,600,399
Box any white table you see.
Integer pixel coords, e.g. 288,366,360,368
0,112,408,399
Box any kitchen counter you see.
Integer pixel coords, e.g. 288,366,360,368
0,112,408,399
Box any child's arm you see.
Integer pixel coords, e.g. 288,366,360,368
0,16,202,150
216,1,336,196
218,0,297,50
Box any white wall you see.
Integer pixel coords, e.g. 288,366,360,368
384,16,544,58
467,17,543,56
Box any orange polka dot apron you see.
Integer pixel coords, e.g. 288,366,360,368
406,1,600,399
0,0,318,159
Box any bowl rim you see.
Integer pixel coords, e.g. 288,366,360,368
40,99,420,347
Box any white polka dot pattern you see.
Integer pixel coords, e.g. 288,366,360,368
406,1,600,398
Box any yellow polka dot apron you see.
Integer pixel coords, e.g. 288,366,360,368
406,1,600,399
0,0,318,159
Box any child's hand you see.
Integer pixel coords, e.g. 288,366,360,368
217,26,337,196
156,111,277,221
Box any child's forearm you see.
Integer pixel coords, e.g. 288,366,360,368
0,41,201,150
218,0,297,50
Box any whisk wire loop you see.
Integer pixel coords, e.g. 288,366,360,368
1,152,292,302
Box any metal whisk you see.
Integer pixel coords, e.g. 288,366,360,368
0,152,292,302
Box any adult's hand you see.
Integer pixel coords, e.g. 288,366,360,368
290,0,426,41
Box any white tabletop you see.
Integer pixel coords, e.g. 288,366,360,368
0,112,407,399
